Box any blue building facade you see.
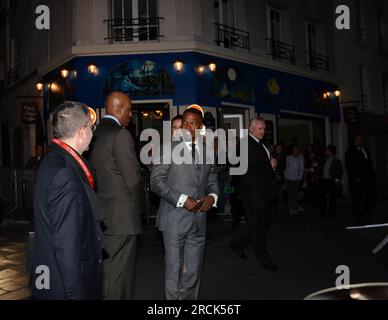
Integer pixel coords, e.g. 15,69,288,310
42,52,340,117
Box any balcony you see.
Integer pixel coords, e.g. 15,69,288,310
7,65,19,87
266,39,296,65
104,17,163,43
214,23,250,50
307,51,330,72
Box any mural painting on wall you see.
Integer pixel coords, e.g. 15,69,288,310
103,60,175,97
263,78,298,110
213,66,255,104
306,88,335,114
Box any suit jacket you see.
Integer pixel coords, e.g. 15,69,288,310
239,136,275,206
31,143,103,300
328,158,343,181
89,118,144,235
345,146,375,185
150,140,219,234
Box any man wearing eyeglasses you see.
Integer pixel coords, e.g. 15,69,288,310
89,91,144,300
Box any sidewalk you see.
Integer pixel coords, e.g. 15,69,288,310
0,223,31,300
1,197,387,300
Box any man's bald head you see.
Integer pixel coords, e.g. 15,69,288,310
105,92,132,127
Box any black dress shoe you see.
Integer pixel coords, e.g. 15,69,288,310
228,245,247,260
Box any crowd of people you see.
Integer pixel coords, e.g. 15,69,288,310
28,92,378,300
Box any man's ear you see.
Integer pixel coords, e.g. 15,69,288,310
200,124,206,136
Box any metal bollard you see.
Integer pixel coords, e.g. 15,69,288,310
22,179,27,213
27,232,35,275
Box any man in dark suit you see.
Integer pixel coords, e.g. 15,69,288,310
89,92,144,300
151,105,219,300
228,117,279,271
319,145,343,218
31,101,103,300
345,135,377,223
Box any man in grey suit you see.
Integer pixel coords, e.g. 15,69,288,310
151,105,219,300
89,92,144,300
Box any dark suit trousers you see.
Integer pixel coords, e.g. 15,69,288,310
229,200,274,268
349,179,378,221
103,235,137,300
162,224,206,300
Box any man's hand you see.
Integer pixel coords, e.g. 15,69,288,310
197,195,215,213
184,197,199,212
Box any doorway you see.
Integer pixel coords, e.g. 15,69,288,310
277,113,326,150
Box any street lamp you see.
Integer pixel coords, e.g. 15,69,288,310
88,64,99,76
173,60,184,73
36,81,44,91
208,63,217,72
60,69,69,78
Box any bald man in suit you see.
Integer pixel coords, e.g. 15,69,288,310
89,92,144,299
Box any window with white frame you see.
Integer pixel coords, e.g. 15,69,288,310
267,6,281,42
109,0,158,42
214,0,235,27
305,21,329,72
266,3,294,64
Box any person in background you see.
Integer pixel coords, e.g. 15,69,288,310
273,143,286,211
171,115,183,139
304,146,321,212
25,144,44,169
284,145,305,215
345,135,377,224
319,145,343,219
268,144,275,158
228,117,280,271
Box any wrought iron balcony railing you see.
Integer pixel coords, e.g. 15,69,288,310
307,51,330,72
214,23,250,50
7,64,19,86
266,38,296,65
104,17,163,43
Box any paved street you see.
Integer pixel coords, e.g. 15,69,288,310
1,198,388,300
0,223,31,300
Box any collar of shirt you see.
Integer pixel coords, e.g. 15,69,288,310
249,134,271,160
104,115,122,127
183,138,199,151
249,133,260,144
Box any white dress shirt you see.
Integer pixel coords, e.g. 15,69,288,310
104,115,122,127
